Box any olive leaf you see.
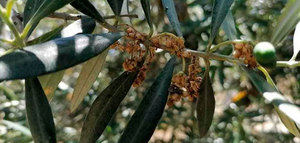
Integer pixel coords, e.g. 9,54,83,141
221,11,237,41
241,66,300,137
271,0,300,45
36,17,96,100
290,21,300,61
208,0,234,46
141,0,153,34
196,72,215,138
79,71,138,143
0,32,123,82
26,25,64,46
118,57,176,143
25,77,56,143
71,0,105,23
107,0,124,15
70,49,108,112
161,0,182,37
23,0,75,37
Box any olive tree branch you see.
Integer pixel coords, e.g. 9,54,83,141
48,12,138,21
276,60,300,68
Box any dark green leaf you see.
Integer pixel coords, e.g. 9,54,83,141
209,0,234,45
107,0,124,15
25,77,56,143
241,66,300,137
70,0,106,24
196,72,215,138
161,0,182,37
26,25,64,46
23,0,75,37
0,32,123,81
271,0,300,45
141,0,153,33
221,11,237,41
118,57,176,143
80,71,138,143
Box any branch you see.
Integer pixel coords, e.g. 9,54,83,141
48,12,138,21
276,60,300,68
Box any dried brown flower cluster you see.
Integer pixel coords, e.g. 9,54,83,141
233,43,257,68
112,26,156,87
150,33,185,57
167,56,202,106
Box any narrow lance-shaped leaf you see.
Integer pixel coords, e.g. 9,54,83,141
107,0,124,15
23,0,75,37
71,49,108,112
196,72,215,138
291,21,300,61
26,25,64,46
141,0,153,33
80,71,139,143
209,0,234,45
25,77,56,143
37,17,96,100
221,11,237,41
118,57,176,143
70,0,106,24
241,66,300,137
271,0,300,45
161,0,182,37
0,32,123,82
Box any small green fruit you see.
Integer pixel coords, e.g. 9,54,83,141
253,42,276,67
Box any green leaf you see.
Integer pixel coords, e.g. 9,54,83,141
271,0,300,45
39,70,65,100
25,77,56,142
26,25,64,46
196,72,215,138
209,0,234,45
0,32,123,82
80,71,138,143
36,17,96,100
291,22,300,60
118,57,176,143
1,120,31,137
141,0,153,34
107,0,124,15
23,0,75,37
70,0,106,24
161,0,182,37
241,66,300,137
221,11,237,41
71,49,108,112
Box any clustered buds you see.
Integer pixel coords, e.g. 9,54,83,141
233,43,257,68
167,56,202,106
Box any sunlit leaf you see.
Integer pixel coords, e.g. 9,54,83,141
23,0,75,37
0,32,123,82
209,0,234,45
26,25,64,46
271,0,300,45
291,21,300,60
196,72,215,138
161,0,182,37
25,77,56,142
221,11,237,41
118,57,176,143
80,71,138,143
70,49,108,112
39,70,65,100
241,66,300,137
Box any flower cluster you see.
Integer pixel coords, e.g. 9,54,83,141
167,56,202,106
233,43,257,68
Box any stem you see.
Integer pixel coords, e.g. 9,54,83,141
47,12,138,21
186,49,241,63
210,40,249,52
276,60,300,68
0,38,13,45
182,57,186,72
0,5,25,47
257,66,278,90
5,0,16,17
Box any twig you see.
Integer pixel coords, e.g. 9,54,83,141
48,12,138,21
276,60,300,68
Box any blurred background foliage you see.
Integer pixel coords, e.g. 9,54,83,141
0,0,299,142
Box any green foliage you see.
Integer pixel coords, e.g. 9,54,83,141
161,0,182,37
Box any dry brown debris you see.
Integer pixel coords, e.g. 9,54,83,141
233,43,257,68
